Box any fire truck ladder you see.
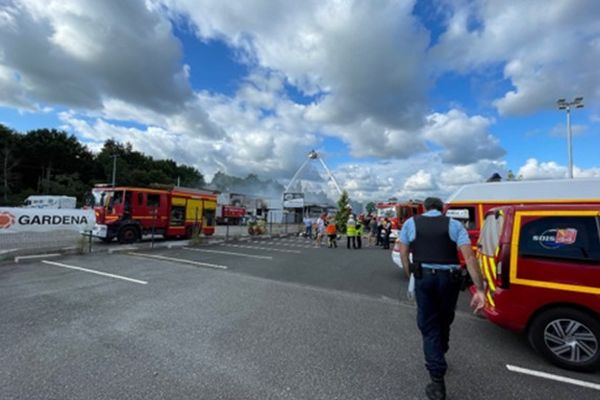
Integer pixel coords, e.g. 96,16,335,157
285,150,343,195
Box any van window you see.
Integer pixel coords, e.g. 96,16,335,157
170,206,185,226
446,206,476,230
398,207,410,221
147,194,160,208
203,208,216,226
111,191,124,206
479,212,504,257
519,216,600,262
137,193,144,206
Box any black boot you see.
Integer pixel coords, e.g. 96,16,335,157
425,377,445,400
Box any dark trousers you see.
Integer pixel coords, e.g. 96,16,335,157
347,236,356,249
414,269,461,379
328,234,337,248
356,235,362,249
382,233,391,249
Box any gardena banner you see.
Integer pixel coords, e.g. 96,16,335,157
0,208,95,233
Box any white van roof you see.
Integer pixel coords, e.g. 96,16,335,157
446,178,600,203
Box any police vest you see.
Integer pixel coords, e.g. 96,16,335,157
410,215,459,264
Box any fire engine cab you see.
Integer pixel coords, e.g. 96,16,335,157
376,200,424,239
91,185,217,243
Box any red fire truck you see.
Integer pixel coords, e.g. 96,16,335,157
216,205,246,225
376,200,424,239
91,185,217,243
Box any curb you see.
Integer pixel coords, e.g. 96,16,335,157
1,232,297,266
15,253,61,263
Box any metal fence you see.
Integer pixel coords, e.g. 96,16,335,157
0,223,304,262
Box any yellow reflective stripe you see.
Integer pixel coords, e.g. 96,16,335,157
486,291,495,307
482,256,496,292
510,278,600,295
488,256,497,280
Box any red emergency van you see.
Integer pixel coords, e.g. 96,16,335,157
478,204,600,371
445,178,600,249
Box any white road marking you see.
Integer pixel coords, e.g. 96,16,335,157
41,260,148,285
221,244,301,254
182,247,273,260
506,364,600,391
128,252,228,270
249,240,314,249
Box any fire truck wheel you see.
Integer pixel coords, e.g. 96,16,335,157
528,307,600,372
118,226,140,244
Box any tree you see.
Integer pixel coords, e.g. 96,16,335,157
0,125,19,203
95,139,205,188
335,190,351,233
506,170,523,181
16,129,94,194
365,201,376,214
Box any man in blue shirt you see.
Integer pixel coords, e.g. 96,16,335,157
399,197,485,400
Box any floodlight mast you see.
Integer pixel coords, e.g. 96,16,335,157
284,150,343,195
556,97,584,179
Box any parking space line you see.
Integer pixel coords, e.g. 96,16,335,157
183,247,273,260
221,244,301,254
128,252,228,270
41,260,148,285
249,240,314,249
506,364,600,391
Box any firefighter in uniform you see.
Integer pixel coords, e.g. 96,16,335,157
399,197,485,400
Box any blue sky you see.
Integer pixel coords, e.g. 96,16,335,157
1,0,599,201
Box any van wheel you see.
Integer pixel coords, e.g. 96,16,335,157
118,226,139,244
528,307,600,372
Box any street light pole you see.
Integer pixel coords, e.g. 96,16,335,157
557,97,584,179
566,107,572,179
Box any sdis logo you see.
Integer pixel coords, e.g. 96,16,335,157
0,211,16,229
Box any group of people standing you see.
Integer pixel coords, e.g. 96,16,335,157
302,213,394,250
303,213,339,248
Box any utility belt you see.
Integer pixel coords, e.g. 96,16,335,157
409,262,472,291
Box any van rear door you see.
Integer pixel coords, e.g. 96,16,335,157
478,207,512,306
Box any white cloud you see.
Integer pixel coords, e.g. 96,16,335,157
517,158,600,180
331,155,506,203
0,0,192,111
431,1,600,115
4,0,597,206
404,169,437,191
423,109,505,164
162,0,433,157
59,69,320,181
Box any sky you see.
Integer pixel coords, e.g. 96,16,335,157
1,0,599,202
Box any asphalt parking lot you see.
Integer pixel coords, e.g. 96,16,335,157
1,236,599,399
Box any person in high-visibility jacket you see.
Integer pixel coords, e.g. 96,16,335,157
346,216,357,249
355,220,363,249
